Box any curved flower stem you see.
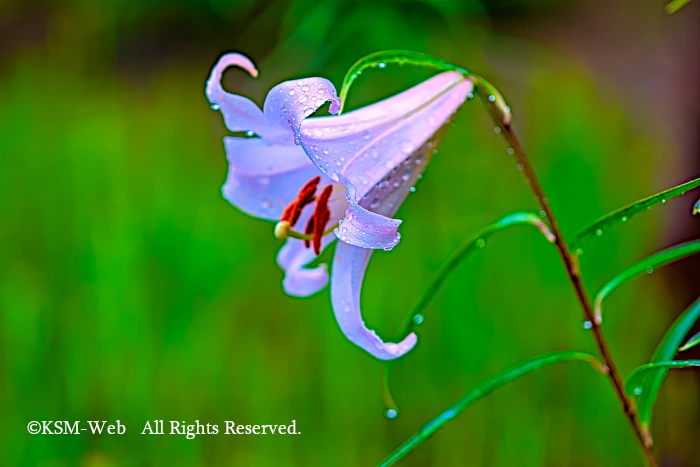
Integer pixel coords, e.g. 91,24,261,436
476,85,658,467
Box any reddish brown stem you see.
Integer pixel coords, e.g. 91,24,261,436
489,105,658,466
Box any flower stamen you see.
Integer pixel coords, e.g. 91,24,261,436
280,176,321,227
274,177,334,250
310,185,333,255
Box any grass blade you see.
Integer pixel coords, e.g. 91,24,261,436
636,297,700,428
382,212,555,410
570,177,700,252
338,50,468,112
593,241,700,324
666,0,692,14
627,360,700,396
378,351,605,467
679,332,700,352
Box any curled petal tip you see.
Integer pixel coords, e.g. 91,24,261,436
329,97,342,115
206,52,258,103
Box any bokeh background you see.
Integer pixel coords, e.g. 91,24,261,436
2,0,699,465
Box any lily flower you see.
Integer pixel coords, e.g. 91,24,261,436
206,52,472,360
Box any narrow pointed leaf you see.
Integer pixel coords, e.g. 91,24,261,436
679,331,700,352
593,241,700,324
381,212,555,410
570,177,700,251
378,351,605,467
666,0,692,14
627,361,700,397
636,297,700,428
339,50,468,112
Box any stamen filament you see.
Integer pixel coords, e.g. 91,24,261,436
274,221,339,241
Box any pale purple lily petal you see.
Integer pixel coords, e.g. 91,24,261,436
276,236,331,297
221,136,330,220
263,78,341,144
335,179,402,250
206,53,279,138
332,241,417,360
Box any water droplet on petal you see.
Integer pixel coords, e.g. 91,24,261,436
399,140,412,154
385,408,398,419
245,130,255,137
302,85,309,92
262,199,272,209
413,314,425,325
581,320,593,330
289,90,295,95
210,104,220,111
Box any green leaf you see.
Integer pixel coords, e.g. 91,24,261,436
338,50,468,113
679,331,700,352
381,212,555,410
570,177,700,252
627,360,700,397
593,241,700,324
636,297,700,428
666,0,692,14
338,50,512,124
378,352,605,467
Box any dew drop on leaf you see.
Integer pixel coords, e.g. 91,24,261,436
476,238,486,248
633,387,643,396
210,104,220,111
646,267,655,275
596,229,603,236
413,314,425,325
581,320,593,330
385,408,398,420
378,62,386,69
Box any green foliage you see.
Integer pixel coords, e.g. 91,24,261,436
627,361,700,397
635,298,700,428
338,50,468,112
570,177,700,252
679,331,700,352
383,212,555,410
666,0,693,14
378,352,605,467
593,241,700,324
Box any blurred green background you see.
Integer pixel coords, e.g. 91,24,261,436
2,0,699,466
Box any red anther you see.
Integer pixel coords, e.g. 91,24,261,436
280,176,321,227
303,216,315,249
311,185,333,255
